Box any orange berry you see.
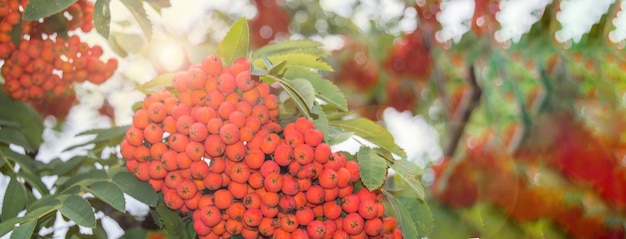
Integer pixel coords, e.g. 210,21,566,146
190,160,210,179
214,189,233,209
219,123,240,145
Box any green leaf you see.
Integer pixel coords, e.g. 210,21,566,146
23,0,78,20
330,118,407,159
396,196,433,237
0,146,49,194
112,171,158,206
283,66,347,111
120,0,152,40
59,196,96,228
94,0,111,38
325,126,354,145
10,19,22,46
357,147,387,190
59,169,107,192
0,216,34,237
289,79,316,113
253,40,323,58
154,202,192,239
2,176,26,220
144,0,171,12
0,91,44,150
50,156,86,175
383,191,419,239
77,125,129,143
0,127,31,150
136,74,174,93
391,159,425,200
216,18,249,65
312,106,330,138
9,219,36,239
253,53,333,72
266,75,315,118
107,32,145,57
84,181,126,212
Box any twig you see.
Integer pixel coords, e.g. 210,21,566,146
444,64,482,157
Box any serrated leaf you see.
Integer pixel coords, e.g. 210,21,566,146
112,172,158,206
120,0,152,40
94,0,111,38
59,196,96,228
9,219,36,239
216,18,249,65
330,118,406,158
51,156,86,175
0,91,43,150
266,75,315,118
154,202,192,238
283,66,347,111
253,40,323,57
23,0,77,20
145,0,171,12
326,126,354,145
84,181,125,213
383,191,419,239
2,176,26,220
391,159,425,200
253,53,333,72
289,79,316,112
396,196,433,237
136,74,173,93
357,147,387,190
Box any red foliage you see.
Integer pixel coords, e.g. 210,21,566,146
250,0,290,48
383,30,432,81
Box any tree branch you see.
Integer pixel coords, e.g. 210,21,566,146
444,64,482,157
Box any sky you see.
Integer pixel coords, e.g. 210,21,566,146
1,0,626,238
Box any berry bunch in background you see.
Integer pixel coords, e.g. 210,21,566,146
120,55,403,238
0,0,117,103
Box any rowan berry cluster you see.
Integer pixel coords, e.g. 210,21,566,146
0,0,117,102
120,55,402,238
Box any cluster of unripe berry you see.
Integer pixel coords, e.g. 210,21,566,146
120,55,403,238
0,0,117,102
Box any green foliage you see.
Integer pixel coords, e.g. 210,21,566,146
391,159,426,200
1,176,27,220
329,117,407,159
216,17,249,65
0,91,43,151
153,200,194,239
112,171,158,206
84,181,126,213
59,196,96,228
120,0,153,40
283,66,348,111
9,220,36,239
94,0,111,38
253,40,326,57
22,0,78,20
136,73,174,93
357,147,387,190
